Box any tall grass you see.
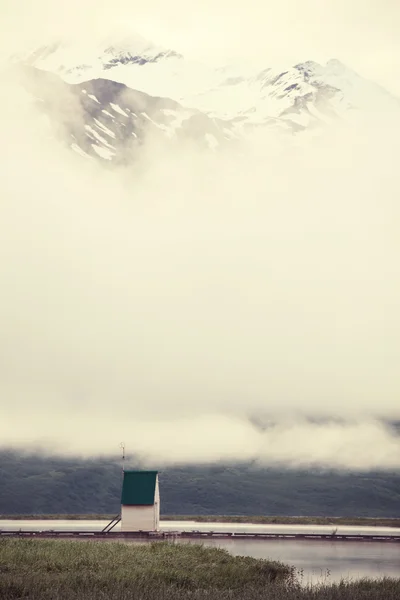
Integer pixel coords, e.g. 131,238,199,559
0,538,399,599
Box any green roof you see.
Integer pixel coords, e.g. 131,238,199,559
121,471,158,506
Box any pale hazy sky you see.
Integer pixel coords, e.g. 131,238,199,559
1,0,400,93
1,2,400,468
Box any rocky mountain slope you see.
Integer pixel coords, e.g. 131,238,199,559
13,33,400,162
19,66,237,163
22,35,400,126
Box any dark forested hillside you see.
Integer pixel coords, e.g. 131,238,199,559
1,450,400,517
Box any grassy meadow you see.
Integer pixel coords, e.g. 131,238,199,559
0,538,400,599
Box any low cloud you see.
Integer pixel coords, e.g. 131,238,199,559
2,412,400,471
1,1,400,94
0,60,400,469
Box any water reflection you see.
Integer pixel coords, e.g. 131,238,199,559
179,538,400,584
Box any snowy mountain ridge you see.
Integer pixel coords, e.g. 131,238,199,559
12,32,400,163
18,33,181,79
22,34,400,129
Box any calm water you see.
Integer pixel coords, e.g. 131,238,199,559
1,520,400,583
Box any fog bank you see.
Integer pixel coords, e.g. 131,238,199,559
0,59,399,468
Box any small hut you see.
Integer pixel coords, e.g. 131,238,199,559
120,470,160,532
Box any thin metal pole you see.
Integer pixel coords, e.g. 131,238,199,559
120,442,125,473
119,442,126,523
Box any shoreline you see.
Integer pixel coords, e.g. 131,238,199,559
2,530,400,543
2,514,400,527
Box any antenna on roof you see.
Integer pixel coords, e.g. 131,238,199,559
120,442,126,473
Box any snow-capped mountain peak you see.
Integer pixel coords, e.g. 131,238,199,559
24,36,400,128
17,32,182,81
12,32,400,164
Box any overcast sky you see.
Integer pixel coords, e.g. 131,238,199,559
0,2,400,468
1,0,400,93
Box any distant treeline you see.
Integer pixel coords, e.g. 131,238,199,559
1,450,400,517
